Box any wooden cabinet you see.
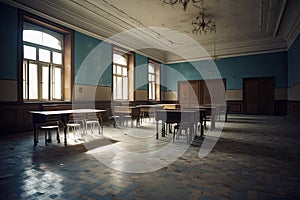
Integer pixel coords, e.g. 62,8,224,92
178,79,226,108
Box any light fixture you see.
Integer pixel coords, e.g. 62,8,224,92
163,0,202,11
191,8,216,35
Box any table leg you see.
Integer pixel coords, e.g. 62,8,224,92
211,108,216,130
61,114,69,146
63,124,67,145
200,111,204,137
156,120,159,139
162,123,166,137
33,123,38,146
97,113,103,135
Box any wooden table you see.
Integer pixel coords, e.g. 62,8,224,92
193,106,217,129
155,109,199,140
135,105,164,123
29,109,106,146
112,106,140,127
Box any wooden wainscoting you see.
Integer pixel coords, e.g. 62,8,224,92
0,102,75,133
274,100,287,116
287,101,300,120
0,103,40,133
227,100,243,113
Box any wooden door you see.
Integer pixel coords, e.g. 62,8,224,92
244,79,258,114
244,77,274,115
178,81,200,108
189,81,200,107
257,78,274,115
202,79,226,105
178,81,189,108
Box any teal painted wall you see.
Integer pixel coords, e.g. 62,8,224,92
0,2,295,100
74,31,112,86
135,54,148,90
288,35,300,87
0,3,18,80
163,52,287,91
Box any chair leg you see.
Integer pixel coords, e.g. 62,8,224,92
73,127,76,141
97,122,101,134
56,128,60,143
47,130,52,143
45,130,47,145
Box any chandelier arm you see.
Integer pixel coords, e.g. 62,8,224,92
180,0,190,11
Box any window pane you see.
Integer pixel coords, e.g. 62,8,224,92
152,82,155,99
53,52,62,64
39,49,50,62
42,66,49,99
113,53,127,65
123,77,128,100
113,65,116,74
43,33,62,50
149,64,155,73
113,76,117,100
23,30,42,45
23,28,62,50
53,67,62,99
149,83,153,99
117,65,122,75
122,67,127,76
116,77,122,99
29,63,38,99
23,61,28,99
24,45,36,60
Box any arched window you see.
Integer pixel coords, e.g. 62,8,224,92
112,49,134,101
23,30,62,50
22,19,72,101
148,60,160,101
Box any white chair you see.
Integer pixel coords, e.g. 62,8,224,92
85,113,102,134
107,108,120,128
173,123,194,144
66,114,84,141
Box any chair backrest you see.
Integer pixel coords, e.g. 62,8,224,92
85,113,98,120
69,113,85,123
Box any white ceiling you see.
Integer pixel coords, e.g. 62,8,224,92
2,0,300,63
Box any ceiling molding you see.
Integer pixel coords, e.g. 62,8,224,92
2,0,299,63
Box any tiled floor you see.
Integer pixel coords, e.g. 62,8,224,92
1,114,300,200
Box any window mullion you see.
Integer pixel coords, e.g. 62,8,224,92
26,60,30,101
48,63,51,101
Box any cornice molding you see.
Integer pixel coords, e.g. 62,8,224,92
2,0,299,64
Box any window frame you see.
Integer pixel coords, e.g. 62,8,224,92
23,35,64,101
148,59,160,101
18,11,74,102
112,48,134,101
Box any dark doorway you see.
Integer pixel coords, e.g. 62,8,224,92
243,77,274,115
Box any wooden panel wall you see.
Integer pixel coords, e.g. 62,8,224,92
0,103,40,133
287,101,300,120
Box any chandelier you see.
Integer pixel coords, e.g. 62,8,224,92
191,8,216,35
163,0,202,11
